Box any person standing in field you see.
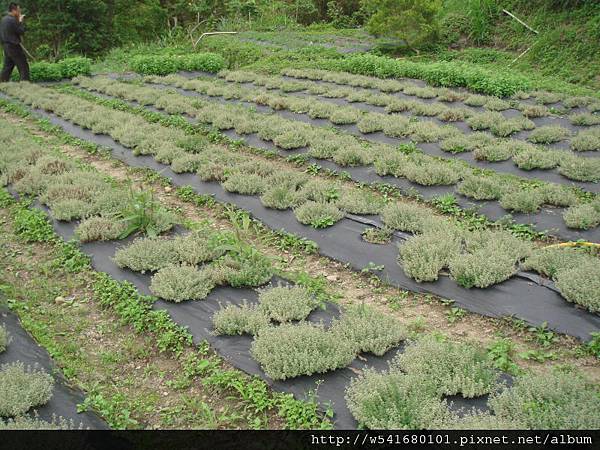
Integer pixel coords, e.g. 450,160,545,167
0,2,29,82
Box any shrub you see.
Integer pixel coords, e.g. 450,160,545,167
571,128,600,152
437,107,471,122
533,91,563,105
222,172,267,195
29,62,62,81
217,250,273,288
399,231,461,282
450,251,518,289
500,189,544,213
381,115,411,137
57,57,92,79
149,264,216,302
484,98,511,111
457,175,506,200
213,301,270,336
331,306,407,356
464,94,487,107
114,237,177,273
171,153,207,174
0,362,54,417
440,132,494,153
449,230,531,288
357,113,385,134
381,203,437,233
523,246,593,279
261,185,303,210
569,113,600,126
466,111,504,131
555,264,600,312
562,96,593,109
0,325,9,353
251,322,356,380
50,198,93,221
393,336,499,398
489,371,600,429
558,155,600,182
408,121,457,143
0,415,81,430
563,200,600,230
473,144,514,162
329,107,362,125
258,285,318,323
294,201,344,228
490,118,534,137
272,128,311,150
336,189,385,215
332,145,375,167
513,148,560,171
345,370,450,429
540,184,578,207
520,104,549,118
400,158,463,186
527,126,571,144
131,53,225,75
75,216,127,243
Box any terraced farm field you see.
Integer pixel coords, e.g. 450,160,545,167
1,45,599,432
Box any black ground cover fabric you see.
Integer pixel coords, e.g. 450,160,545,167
0,306,108,429
8,99,600,343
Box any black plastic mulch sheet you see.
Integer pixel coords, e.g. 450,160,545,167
0,306,107,429
10,101,600,343
47,211,495,430
133,81,600,243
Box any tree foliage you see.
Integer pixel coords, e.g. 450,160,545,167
362,0,442,49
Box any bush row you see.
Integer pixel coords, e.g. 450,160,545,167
21,57,92,82
130,53,225,76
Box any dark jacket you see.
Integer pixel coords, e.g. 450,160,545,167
0,15,25,46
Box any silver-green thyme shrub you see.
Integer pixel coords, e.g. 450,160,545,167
381,202,440,233
0,414,82,430
212,301,270,336
489,370,600,429
392,336,499,398
345,370,452,429
0,325,9,353
522,246,593,279
75,216,127,243
330,306,407,356
258,285,318,322
113,237,178,273
399,230,462,282
251,322,355,380
294,201,345,229
149,264,216,302
554,263,600,312
0,362,54,417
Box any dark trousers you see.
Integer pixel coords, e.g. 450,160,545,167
1,43,29,82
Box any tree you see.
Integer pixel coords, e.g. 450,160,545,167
362,0,442,50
